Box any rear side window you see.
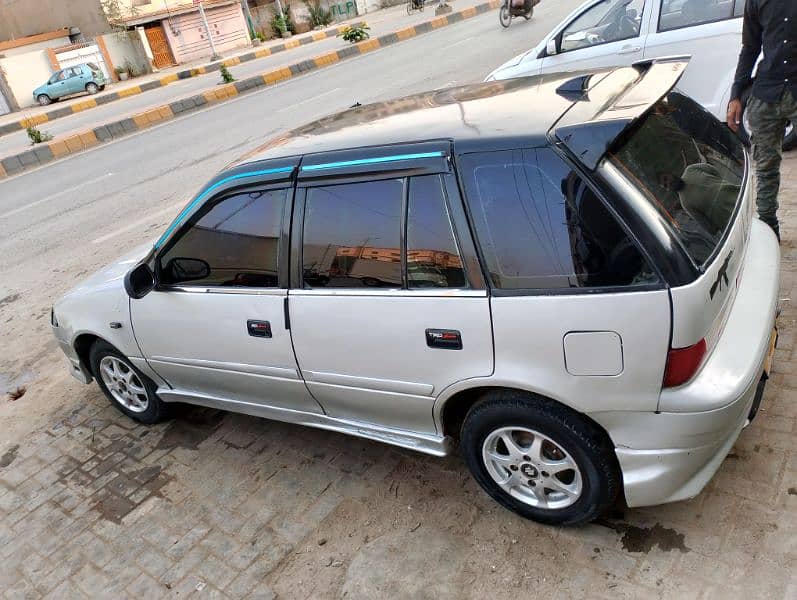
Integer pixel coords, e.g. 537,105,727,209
303,180,403,288
159,189,285,287
460,148,658,291
659,0,737,32
301,176,468,289
607,91,744,265
407,176,466,288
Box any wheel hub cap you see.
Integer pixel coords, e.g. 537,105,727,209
482,426,583,510
98,356,149,413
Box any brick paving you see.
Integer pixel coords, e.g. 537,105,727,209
1,164,797,599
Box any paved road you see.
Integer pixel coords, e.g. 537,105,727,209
0,0,501,158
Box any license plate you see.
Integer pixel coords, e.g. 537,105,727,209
763,328,778,376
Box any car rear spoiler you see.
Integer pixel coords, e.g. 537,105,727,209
550,56,690,170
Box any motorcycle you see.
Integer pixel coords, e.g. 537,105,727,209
499,0,540,28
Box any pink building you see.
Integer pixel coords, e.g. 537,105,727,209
118,0,250,68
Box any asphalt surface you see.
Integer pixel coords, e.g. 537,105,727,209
0,0,506,158
0,0,582,439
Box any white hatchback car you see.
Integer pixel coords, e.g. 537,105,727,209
52,60,779,525
486,0,796,148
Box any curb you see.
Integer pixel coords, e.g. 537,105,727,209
0,0,501,181
0,22,366,140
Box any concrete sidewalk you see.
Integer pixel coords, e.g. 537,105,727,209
0,0,501,179
0,0,470,138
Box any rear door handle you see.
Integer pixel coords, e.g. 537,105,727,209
426,329,462,350
617,45,642,55
247,320,272,338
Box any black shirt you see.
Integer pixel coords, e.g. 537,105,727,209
732,0,797,102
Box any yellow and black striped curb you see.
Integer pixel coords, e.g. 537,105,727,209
0,0,501,181
0,22,366,140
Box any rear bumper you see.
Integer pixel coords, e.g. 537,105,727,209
592,220,780,507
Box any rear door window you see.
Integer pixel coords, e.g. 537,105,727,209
607,91,744,265
459,148,658,291
658,0,736,32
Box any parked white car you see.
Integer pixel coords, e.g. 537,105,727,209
486,0,796,148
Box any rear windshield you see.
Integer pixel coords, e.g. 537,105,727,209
607,91,745,265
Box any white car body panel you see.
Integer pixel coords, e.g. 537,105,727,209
487,0,743,122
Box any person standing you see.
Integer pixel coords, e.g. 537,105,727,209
728,0,797,241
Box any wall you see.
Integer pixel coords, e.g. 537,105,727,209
100,31,151,74
0,50,54,108
0,35,71,57
0,0,111,39
162,3,249,63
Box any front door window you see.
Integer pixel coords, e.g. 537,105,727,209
560,0,645,52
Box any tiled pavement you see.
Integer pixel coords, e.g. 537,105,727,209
1,165,797,599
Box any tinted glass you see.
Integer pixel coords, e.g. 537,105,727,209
659,0,734,31
407,176,466,288
159,189,285,287
461,148,657,290
303,180,403,288
561,0,645,52
608,91,744,265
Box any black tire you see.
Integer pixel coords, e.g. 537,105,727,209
89,340,168,424
37,94,52,106
523,6,533,19
86,82,99,95
499,5,512,27
461,390,620,526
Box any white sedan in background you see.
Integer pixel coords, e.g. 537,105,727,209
486,0,796,149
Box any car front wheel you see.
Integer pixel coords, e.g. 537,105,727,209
86,82,99,95
461,391,620,526
89,340,167,424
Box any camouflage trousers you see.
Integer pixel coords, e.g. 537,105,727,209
747,90,797,228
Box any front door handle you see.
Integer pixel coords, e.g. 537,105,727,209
426,329,462,350
617,45,642,55
247,320,272,338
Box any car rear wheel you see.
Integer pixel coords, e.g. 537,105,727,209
86,82,99,95
37,94,52,106
461,390,620,526
89,340,168,424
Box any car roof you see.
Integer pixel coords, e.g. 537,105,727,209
235,71,584,166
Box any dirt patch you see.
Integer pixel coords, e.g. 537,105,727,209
0,444,20,468
93,493,137,524
7,386,26,401
156,407,225,451
788,487,797,496
597,520,690,554
0,293,21,309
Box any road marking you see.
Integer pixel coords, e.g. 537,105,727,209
441,37,473,50
0,173,114,220
276,87,341,112
91,201,186,245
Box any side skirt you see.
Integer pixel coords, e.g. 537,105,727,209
158,388,453,457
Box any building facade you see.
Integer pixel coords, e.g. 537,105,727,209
0,0,111,40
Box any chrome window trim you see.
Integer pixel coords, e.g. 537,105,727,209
161,286,286,296
288,288,486,298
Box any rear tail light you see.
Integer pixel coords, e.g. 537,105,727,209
663,339,707,388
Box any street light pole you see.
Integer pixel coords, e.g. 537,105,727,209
197,1,222,61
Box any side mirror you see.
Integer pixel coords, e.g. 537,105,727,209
165,257,210,283
124,263,155,299
546,38,558,56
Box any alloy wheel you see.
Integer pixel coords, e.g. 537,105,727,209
482,426,583,509
99,356,149,413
